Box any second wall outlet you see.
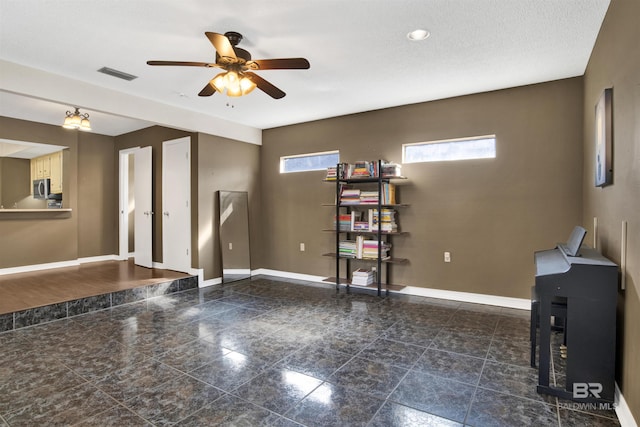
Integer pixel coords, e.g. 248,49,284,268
444,251,451,262
300,243,305,252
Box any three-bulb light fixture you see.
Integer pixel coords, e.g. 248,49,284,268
62,107,92,131
210,70,256,97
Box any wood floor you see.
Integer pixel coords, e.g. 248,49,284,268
0,260,191,314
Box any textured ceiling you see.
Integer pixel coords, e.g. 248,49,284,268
0,0,610,138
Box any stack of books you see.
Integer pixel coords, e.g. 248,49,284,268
340,187,361,205
349,212,369,231
338,184,395,205
325,166,337,181
381,162,402,178
359,191,379,204
334,214,352,231
369,209,398,232
351,161,372,178
340,237,391,259
362,240,392,259
328,160,401,180
339,240,357,258
351,268,375,286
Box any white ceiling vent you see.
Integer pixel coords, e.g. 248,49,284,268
97,67,137,81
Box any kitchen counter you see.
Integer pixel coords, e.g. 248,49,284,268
0,208,72,213
0,208,72,219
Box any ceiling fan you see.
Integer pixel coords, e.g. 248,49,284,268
147,31,310,99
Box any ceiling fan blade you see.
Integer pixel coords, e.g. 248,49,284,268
251,58,310,70
246,72,286,99
198,82,217,97
205,32,237,60
147,60,215,67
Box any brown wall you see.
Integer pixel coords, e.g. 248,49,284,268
261,78,584,299
582,0,640,420
0,117,116,267
77,132,116,258
0,117,80,267
197,133,261,280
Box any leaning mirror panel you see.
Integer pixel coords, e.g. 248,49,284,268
218,190,251,283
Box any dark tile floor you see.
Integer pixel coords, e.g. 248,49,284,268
0,276,621,426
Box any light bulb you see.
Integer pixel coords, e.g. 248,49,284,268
80,117,92,131
211,73,226,93
63,116,76,129
239,76,257,95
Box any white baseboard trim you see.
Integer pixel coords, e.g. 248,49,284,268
0,254,124,276
398,285,530,310
250,269,530,310
223,269,252,275
0,260,80,276
200,277,222,288
77,255,120,264
616,382,638,427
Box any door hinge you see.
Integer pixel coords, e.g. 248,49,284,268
186,249,189,255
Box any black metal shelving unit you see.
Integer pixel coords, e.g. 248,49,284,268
323,160,408,296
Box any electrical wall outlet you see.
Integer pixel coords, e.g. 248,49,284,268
228,242,233,250
444,251,451,262
300,243,305,252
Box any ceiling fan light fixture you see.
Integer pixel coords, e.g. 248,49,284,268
212,71,257,97
407,29,430,41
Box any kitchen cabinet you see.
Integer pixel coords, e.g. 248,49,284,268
49,151,62,193
30,151,63,194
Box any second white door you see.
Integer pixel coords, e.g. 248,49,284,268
162,137,191,272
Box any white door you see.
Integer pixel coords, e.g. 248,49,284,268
134,146,153,268
162,137,191,272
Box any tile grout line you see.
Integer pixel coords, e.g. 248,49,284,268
461,314,501,425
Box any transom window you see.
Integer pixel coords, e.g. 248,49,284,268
280,150,340,173
403,135,496,163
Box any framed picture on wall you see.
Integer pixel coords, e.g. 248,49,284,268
595,87,613,187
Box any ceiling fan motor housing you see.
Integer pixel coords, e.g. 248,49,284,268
216,31,252,64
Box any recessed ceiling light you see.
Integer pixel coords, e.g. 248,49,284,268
407,29,430,41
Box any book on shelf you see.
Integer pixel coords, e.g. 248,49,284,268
362,239,391,259
331,160,401,180
338,183,396,205
351,268,375,286
381,162,402,178
338,240,357,258
340,237,391,259
368,208,397,232
333,214,351,231
340,187,361,204
359,190,379,204
382,182,396,205
325,166,338,181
